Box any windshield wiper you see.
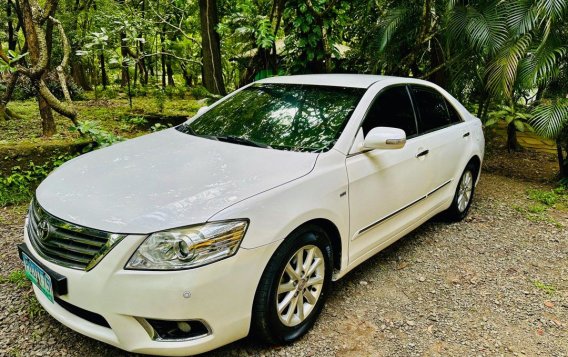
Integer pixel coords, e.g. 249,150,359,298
215,135,272,149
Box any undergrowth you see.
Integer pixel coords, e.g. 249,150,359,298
0,154,76,206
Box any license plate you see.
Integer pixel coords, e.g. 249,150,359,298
22,252,54,303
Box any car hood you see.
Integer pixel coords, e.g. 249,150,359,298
36,129,318,234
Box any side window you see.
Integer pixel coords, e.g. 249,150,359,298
361,86,417,137
446,100,463,123
411,86,452,133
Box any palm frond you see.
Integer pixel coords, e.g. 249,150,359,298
537,0,568,21
531,100,568,139
485,34,532,98
376,7,411,52
518,35,567,87
507,0,540,35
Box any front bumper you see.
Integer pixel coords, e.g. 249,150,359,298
22,222,279,356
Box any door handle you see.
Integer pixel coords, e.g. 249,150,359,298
416,149,429,158
463,132,470,138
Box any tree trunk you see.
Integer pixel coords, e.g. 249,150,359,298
199,0,226,95
71,60,91,90
99,52,108,89
139,40,148,85
0,73,20,120
120,32,129,87
160,29,166,88
167,61,175,86
19,0,57,136
39,95,56,136
7,0,18,51
507,122,521,153
181,63,192,86
557,140,567,178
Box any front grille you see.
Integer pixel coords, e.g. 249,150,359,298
27,199,125,271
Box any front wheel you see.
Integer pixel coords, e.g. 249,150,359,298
251,225,332,344
443,162,477,221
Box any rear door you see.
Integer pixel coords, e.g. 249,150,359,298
409,85,469,208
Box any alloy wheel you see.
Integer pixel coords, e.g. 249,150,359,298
457,170,473,212
276,245,325,327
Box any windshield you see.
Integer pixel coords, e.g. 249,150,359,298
177,83,364,152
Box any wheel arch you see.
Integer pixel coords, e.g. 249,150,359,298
467,155,482,183
271,218,343,273
302,218,342,272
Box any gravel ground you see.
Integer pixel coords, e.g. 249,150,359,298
0,171,566,357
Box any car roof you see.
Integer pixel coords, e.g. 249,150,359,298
256,74,390,88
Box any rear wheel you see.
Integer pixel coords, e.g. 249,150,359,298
251,225,332,344
443,162,477,221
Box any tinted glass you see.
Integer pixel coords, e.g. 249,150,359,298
411,86,452,133
361,86,417,137
446,100,463,123
177,84,364,152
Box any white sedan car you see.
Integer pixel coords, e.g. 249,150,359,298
19,74,484,356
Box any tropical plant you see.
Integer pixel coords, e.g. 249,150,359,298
486,105,533,152
531,100,568,178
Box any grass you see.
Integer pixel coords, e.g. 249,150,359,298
0,269,29,289
1,91,204,144
27,294,45,319
513,186,568,227
533,280,557,295
1,270,45,319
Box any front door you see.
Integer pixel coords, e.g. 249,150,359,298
346,85,433,264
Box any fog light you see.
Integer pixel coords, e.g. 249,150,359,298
177,321,191,333
143,319,210,341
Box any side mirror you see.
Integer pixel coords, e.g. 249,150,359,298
361,127,406,151
196,106,209,116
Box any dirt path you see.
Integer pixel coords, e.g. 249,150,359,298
1,173,566,357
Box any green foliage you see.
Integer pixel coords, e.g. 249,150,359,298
531,100,568,139
27,295,45,319
150,123,171,132
11,72,84,101
119,115,148,132
283,0,351,73
100,87,118,100
486,105,533,132
189,86,213,99
527,188,560,206
154,88,167,113
0,154,76,206
70,121,123,150
0,270,29,288
533,280,556,294
0,50,28,74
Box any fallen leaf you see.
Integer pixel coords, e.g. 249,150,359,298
544,301,554,308
396,261,409,270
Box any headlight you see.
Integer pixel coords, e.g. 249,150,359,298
125,220,248,270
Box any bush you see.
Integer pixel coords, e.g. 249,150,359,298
0,154,76,206
101,87,118,99
11,72,84,101
70,120,124,151
164,86,186,99
189,86,213,99
130,85,148,97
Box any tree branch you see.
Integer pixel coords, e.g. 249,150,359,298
50,16,73,103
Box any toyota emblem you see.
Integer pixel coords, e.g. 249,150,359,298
37,219,50,241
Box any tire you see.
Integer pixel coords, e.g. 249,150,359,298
251,224,333,345
443,162,477,222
